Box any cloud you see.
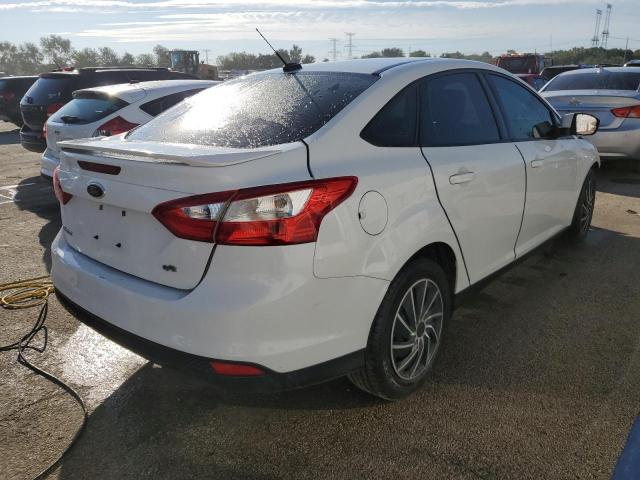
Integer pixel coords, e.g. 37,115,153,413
0,0,598,12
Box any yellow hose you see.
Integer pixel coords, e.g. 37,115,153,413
0,275,54,310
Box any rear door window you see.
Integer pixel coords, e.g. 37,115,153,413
139,88,206,117
127,71,377,148
360,84,417,147
49,95,127,125
420,72,501,147
487,74,555,141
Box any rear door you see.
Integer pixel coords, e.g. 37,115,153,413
486,73,579,255
419,71,526,283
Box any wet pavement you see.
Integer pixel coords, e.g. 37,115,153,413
1,121,639,479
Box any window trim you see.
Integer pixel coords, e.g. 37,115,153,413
483,71,561,143
419,69,507,148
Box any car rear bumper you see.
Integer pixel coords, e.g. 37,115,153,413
20,124,46,152
51,231,388,379
41,149,59,177
56,290,365,391
587,126,640,160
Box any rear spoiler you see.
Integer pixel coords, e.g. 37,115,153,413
58,138,283,167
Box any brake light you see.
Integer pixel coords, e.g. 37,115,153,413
152,177,358,245
96,116,139,137
52,166,72,205
210,360,264,376
46,102,64,117
611,105,640,118
1,92,15,102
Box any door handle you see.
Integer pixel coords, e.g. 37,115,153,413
530,159,545,168
449,172,476,185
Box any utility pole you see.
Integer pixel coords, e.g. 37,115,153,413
624,37,629,62
601,4,612,49
329,38,339,62
591,9,602,47
345,32,355,60
202,49,211,64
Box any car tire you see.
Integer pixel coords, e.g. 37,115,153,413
348,257,451,401
568,169,596,242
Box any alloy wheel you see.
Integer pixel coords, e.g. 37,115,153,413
390,279,444,381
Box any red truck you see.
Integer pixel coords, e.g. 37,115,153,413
494,53,551,75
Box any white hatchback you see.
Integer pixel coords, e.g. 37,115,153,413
51,58,599,400
41,79,217,177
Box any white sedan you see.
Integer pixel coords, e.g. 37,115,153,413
41,79,217,177
51,58,599,400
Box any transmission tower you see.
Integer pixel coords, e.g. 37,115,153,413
202,49,211,64
345,32,355,60
591,9,602,47
601,4,612,49
329,38,339,62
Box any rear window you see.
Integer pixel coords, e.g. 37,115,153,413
49,95,127,125
127,71,377,148
23,76,81,104
545,71,640,91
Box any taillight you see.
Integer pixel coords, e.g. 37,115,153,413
1,92,15,102
96,116,139,136
210,360,264,376
46,102,64,117
611,105,640,118
152,177,358,245
52,166,72,205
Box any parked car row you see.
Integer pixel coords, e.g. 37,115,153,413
50,57,601,400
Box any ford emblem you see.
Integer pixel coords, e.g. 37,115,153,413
87,183,105,198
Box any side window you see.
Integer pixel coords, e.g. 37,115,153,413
488,74,554,141
420,72,501,147
139,89,205,117
361,83,417,147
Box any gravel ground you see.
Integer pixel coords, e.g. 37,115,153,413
1,120,639,480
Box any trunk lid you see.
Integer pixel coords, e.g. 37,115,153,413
543,90,640,129
57,137,309,290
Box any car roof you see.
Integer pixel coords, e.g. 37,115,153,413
73,79,217,103
0,75,38,80
264,57,500,76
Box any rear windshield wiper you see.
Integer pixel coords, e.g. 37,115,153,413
60,115,85,124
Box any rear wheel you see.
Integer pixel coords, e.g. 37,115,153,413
568,169,596,241
349,258,451,400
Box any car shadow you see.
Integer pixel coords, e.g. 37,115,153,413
596,160,640,199
13,175,60,272
0,125,20,145
53,225,640,479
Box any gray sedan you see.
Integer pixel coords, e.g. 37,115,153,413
541,67,640,165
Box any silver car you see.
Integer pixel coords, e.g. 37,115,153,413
541,67,640,164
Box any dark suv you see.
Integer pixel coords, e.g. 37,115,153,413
20,67,194,152
0,76,38,126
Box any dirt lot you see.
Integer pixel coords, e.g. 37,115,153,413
1,120,639,480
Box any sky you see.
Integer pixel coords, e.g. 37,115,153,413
0,0,639,62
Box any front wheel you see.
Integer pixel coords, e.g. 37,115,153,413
348,258,451,401
568,169,596,241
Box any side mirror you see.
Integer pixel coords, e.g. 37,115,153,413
562,113,599,136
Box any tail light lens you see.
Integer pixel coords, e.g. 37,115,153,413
152,177,358,245
96,116,139,137
611,105,640,118
1,92,15,102
46,102,64,117
52,166,72,205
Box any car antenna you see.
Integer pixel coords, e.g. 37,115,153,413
256,28,302,73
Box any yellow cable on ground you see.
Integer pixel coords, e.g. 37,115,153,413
0,275,54,309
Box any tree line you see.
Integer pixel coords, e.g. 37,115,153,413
2,34,639,76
